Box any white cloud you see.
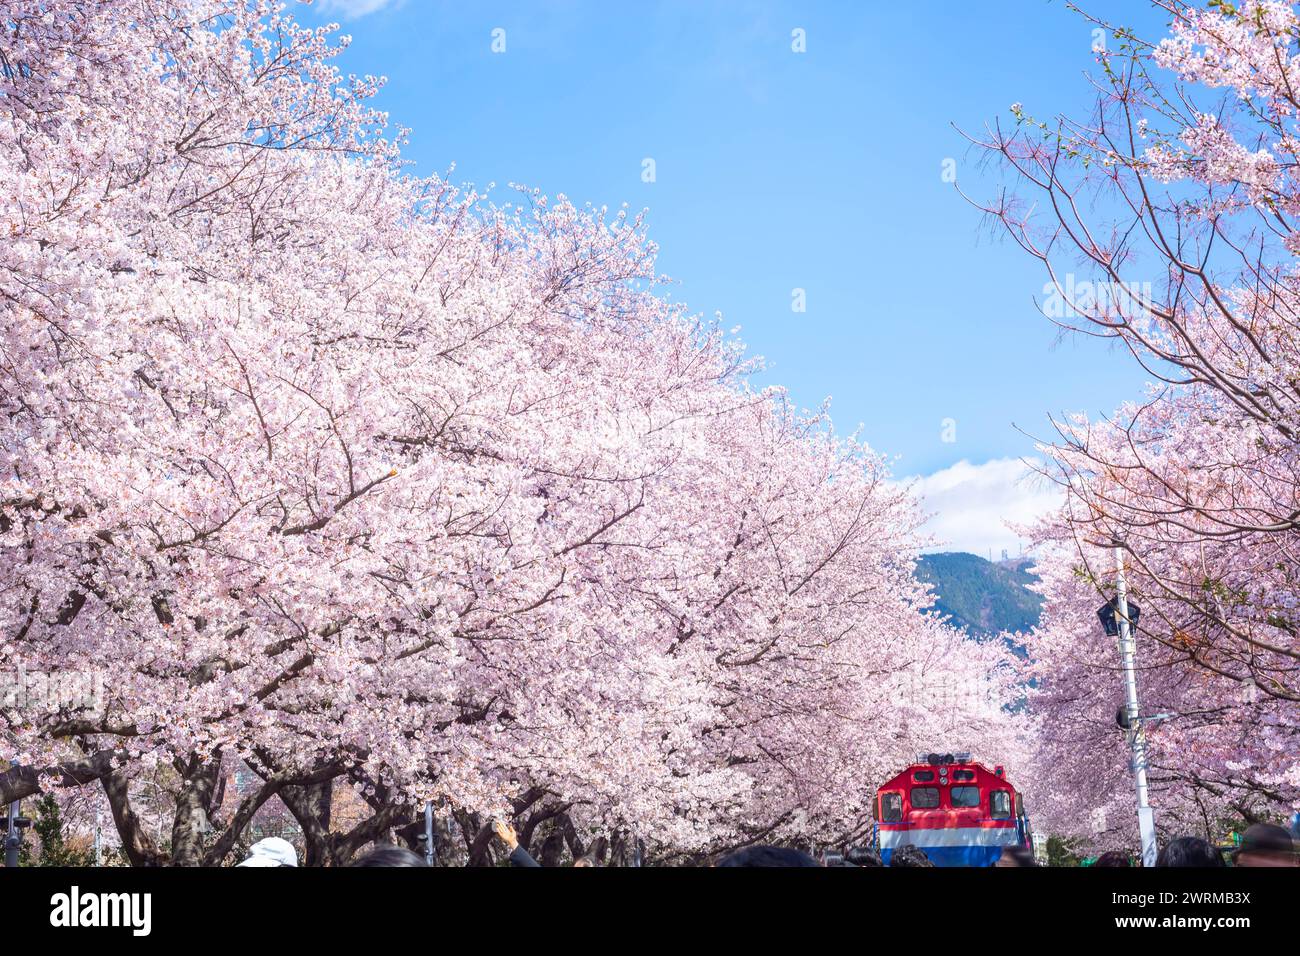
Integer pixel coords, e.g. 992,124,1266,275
313,0,401,19
906,458,1062,558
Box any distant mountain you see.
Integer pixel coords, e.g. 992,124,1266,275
915,551,1043,638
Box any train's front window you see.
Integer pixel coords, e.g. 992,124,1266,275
951,785,980,808
911,787,940,809
991,789,1012,819
881,792,902,822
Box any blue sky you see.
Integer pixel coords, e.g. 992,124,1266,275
301,0,1175,554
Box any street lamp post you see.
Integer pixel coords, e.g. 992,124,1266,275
4,800,19,868
422,801,436,866
1097,546,1158,867
4,793,30,868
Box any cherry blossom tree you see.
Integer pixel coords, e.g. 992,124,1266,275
0,0,1026,864
970,0,1300,845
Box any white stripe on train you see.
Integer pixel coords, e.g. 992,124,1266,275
878,826,1021,849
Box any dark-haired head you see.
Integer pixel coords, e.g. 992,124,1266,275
995,845,1036,867
1233,824,1296,868
350,844,429,867
889,845,934,867
1156,837,1224,868
1094,851,1131,867
845,846,884,867
715,845,821,867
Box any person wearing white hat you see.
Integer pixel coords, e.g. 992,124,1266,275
236,837,298,867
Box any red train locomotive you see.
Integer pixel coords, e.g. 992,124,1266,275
872,752,1034,866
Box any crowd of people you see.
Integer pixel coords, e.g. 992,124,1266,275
230,821,1299,868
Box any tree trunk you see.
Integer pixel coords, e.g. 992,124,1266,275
170,754,222,866
280,779,334,866
101,771,166,867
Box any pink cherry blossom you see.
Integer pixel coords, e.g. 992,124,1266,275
0,0,1025,864
972,0,1300,848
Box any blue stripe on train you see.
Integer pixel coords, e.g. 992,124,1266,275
880,844,1005,867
